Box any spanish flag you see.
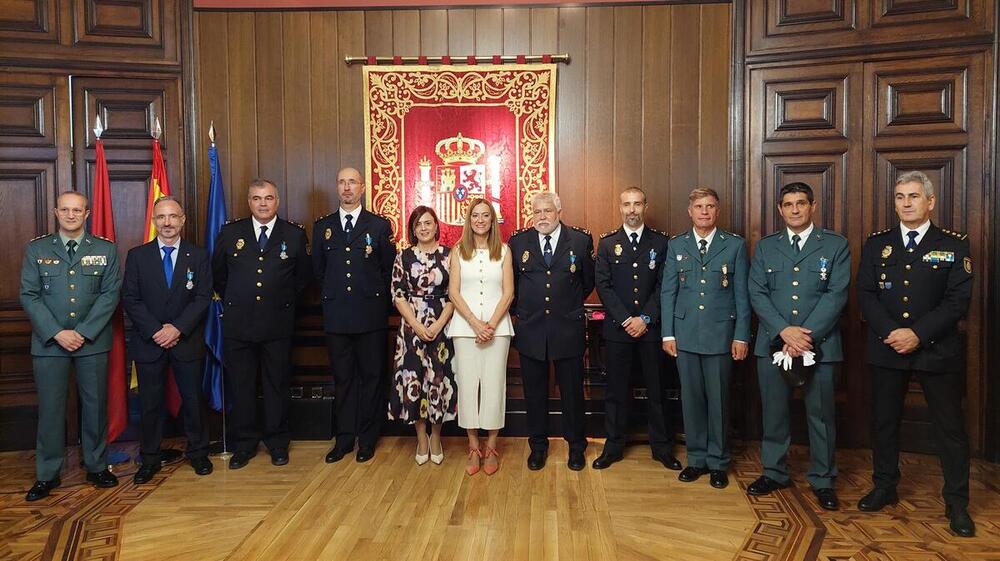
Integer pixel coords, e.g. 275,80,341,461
134,137,182,417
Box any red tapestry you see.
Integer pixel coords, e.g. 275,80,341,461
363,64,557,246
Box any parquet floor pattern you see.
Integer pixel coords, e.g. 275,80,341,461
1,438,997,561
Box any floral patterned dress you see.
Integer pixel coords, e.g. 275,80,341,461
387,246,458,424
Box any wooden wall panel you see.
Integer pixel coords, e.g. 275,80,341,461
748,0,994,60
194,4,732,238
0,0,181,68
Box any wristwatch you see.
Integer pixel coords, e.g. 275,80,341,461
640,314,651,325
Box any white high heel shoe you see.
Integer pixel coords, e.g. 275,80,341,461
430,438,444,465
415,451,430,466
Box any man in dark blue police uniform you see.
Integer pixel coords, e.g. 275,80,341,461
313,167,395,464
213,179,311,469
593,187,680,471
509,192,595,471
856,171,976,537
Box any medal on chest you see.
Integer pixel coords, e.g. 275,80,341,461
569,250,577,273
365,233,373,257
721,264,729,288
279,241,288,260
648,249,657,270
186,268,195,290
819,257,829,281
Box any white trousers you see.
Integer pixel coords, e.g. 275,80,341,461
453,336,510,430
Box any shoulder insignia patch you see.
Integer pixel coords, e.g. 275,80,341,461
760,230,783,240
288,220,306,230
570,225,592,236
30,233,51,242
511,227,532,237
92,235,112,242
942,228,968,240
867,228,892,238
600,229,619,239
720,229,743,239
315,212,336,223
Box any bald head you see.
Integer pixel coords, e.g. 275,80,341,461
337,167,365,211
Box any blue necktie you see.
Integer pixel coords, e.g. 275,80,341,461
344,214,354,234
905,230,918,251
162,246,174,288
543,235,553,267
258,225,268,251
791,234,801,254
630,232,639,252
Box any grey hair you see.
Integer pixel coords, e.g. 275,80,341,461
532,191,561,211
895,171,934,198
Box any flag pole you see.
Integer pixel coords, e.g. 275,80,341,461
207,121,231,461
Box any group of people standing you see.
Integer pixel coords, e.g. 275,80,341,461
19,167,975,537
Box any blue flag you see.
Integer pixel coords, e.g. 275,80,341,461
203,142,227,411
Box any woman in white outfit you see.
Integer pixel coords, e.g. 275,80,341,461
448,198,514,475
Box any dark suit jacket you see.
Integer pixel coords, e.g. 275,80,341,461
857,223,972,373
596,226,669,343
312,209,395,334
212,217,311,342
509,223,595,361
123,239,211,362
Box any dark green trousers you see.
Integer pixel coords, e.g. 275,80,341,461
757,358,837,489
32,353,109,480
676,350,733,471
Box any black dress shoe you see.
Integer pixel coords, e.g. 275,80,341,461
678,466,709,482
813,487,839,510
133,463,161,484
229,451,254,470
710,470,729,489
652,452,683,471
191,457,213,476
746,475,790,496
591,450,624,470
86,469,119,488
25,478,61,502
946,505,976,537
356,448,375,463
567,451,586,471
527,449,547,471
270,449,289,466
857,487,898,512
325,447,352,464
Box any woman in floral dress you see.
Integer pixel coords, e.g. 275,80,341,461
388,206,457,465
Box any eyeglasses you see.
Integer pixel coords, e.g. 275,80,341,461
56,208,86,216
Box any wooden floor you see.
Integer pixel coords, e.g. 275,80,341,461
1,438,999,561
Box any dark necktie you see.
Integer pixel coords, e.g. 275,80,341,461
630,232,639,252
344,214,354,234
258,225,268,251
162,246,174,288
66,240,77,260
543,235,553,267
791,234,801,254
905,230,918,251
698,239,707,256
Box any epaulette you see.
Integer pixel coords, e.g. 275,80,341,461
941,227,968,241
646,227,667,237
821,228,846,239
760,230,784,240
670,232,686,240
719,229,743,239
570,225,592,236
224,219,236,225
30,233,52,242
867,228,892,238
288,220,306,230
511,227,532,236
600,229,619,239
92,235,112,242
315,212,336,223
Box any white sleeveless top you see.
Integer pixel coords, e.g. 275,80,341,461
446,244,514,338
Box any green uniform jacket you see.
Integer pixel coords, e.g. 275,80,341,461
660,230,751,355
20,233,121,357
748,228,850,362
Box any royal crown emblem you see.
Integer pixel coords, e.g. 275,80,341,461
414,132,505,228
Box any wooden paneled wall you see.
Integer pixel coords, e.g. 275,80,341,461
193,4,732,238
742,0,995,453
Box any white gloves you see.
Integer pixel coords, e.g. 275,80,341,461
771,350,816,371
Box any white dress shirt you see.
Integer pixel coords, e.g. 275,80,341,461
900,220,931,248
252,215,277,245
787,223,815,251
340,206,361,231
538,223,562,253
157,238,180,269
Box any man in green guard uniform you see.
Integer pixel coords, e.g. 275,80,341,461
747,182,850,511
20,191,122,501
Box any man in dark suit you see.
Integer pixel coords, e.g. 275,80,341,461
20,191,121,501
509,192,595,471
313,167,395,464
593,187,681,471
213,179,311,469
856,171,975,537
122,196,212,482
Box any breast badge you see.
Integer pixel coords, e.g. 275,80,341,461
881,245,892,259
